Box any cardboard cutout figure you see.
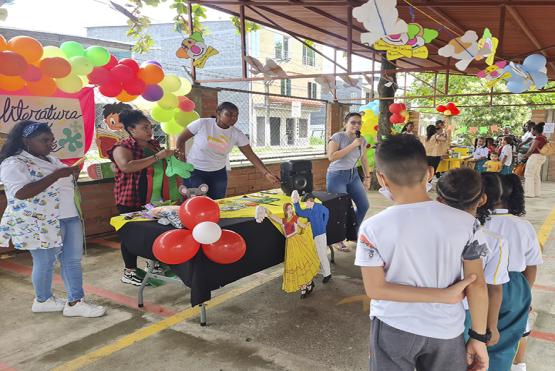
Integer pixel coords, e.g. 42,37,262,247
353,0,408,46
438,30,490,71
476,61,510,88
503,54,548,93
374,23,439,60
97,102,132,159
176,32,219,68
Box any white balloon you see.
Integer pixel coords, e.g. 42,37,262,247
192,221,222,244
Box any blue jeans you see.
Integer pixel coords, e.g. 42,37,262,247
29,217,84,302
326,168,369,229
501,165,512,175
184,167,228,200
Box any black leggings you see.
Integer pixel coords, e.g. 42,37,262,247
427,156,442,174
116,204,143,269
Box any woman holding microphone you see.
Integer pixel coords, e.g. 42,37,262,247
326,112,370,251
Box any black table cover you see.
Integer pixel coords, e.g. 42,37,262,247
117,192,356,306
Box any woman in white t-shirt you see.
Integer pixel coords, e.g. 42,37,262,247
0,121,105,317
499,136,514,175
176,102,279,199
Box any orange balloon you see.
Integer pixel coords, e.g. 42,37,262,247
27,76,57,96
0,75,26,91
116,90,138,102
138,64,164,84
0,51,28,76
8,36,43,63
40,57,72,78
0,35,7,51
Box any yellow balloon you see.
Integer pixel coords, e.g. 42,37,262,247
174,77,192,96
43,46,65,59
360,109,378,137
56,73,83,93
158,92,178,110
159,74,181,92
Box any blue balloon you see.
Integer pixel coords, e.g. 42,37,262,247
358,100,380,114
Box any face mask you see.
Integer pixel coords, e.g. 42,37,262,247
378,187,394,201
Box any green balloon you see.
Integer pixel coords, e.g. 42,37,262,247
43,46,65,58
151,105,174,122
174,110,200,127
158,92,178,110
160,120,183,136
70,56,93,76
85,46,110,67
60,41,85,58
159,74,181,93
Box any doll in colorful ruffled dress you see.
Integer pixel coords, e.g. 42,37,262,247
256,203,319,299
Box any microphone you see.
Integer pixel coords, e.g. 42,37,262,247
355,130,361,138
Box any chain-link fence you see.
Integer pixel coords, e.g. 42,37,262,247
216,87,327,163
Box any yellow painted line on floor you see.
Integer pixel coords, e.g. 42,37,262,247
53,268,282,371
538,205,555,250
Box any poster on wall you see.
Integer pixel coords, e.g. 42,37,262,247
0,88,95,162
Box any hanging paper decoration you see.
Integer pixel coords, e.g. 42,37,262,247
476,60,510,88
503,54,548,94
176,32,219,68
457,127,468,134
469,127,478,134
436,102,461,116
374,23,439,60
478,28,499,66
353,0,408,46
314,75,336,95
490,125,499,133
246,56,288,79
479,126,488,134
438,31,490,71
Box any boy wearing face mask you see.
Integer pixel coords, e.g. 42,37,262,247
355,135,490,371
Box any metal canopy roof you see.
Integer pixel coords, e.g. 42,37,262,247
192,0,555,79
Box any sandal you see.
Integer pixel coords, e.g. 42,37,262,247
306,281,315,296
300,287,308,299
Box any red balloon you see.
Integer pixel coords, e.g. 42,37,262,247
179,196,220,230
99,80,123,97
0,51,28,76
153,229,200,264
88,67,111,85
436,105,447,113
111,64,135,83
389,113,404,124
202,230,246,264
123,77,146,95
398,103,406,111
446,102,457,110
178,96,196,112
119,58,140,74
103,54,118,70
389,103,402,114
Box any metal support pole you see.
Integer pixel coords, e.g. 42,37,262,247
240,5,247,79
200,303,207,326
333,49,338,101
187,1,197,82
445,58,451,96
347,5,353,74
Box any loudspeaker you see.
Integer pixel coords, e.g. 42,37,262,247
280,160,313,196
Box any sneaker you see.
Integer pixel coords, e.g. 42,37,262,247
323,275,332,284
32,296,65,313
511,363,527,371
121,269,144,286
63,300,106,318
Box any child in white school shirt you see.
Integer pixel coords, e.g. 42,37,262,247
435,168,510,348
355,135,490,371
477,173,543,371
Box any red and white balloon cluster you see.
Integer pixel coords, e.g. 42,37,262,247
152,196,247,265
436,102,461,116
389,102,409,124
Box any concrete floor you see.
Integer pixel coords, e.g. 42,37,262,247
1,184,554,371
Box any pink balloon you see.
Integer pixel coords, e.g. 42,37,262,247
22,65,42,82
178,96,196,112
119,58,140,74
111,64,134,83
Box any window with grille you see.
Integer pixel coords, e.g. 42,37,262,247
307,82,317,99
281,79,291,96
299,119,308,138
303,45,315,66
274,34,289,60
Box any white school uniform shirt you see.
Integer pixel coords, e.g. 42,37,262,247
186,118,250,172
462,228,510,309
485,209,543,272
355,201,489,339
500,144,513,166
472,146,489,160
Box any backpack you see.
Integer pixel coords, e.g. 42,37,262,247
540,140,555,156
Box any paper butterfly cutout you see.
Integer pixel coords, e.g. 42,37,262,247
353,0,408,46
246,56,288,79
478,28,499,66
165,157,194,179
176,32,219,68
476,61,510,88
315,75,336,95
503,54,548,94
438,30,490,71
374,23,439,61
